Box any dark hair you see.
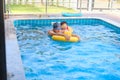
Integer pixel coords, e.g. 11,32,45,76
53,22,60,29
60,21,67,26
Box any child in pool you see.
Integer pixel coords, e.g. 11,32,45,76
48,22,70,40
60,21,80,40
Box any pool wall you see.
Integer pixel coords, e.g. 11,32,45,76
14,18,120,33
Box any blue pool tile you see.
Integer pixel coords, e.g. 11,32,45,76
14,18,120,31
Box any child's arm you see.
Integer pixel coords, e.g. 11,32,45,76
60,30,65,33
55,33,70,41
48,30,70,40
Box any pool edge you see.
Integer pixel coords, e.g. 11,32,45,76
5,19,26,80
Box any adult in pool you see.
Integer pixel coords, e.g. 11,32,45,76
48,22,70,40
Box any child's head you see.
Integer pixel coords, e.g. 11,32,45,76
53,22,61,33
60,21,68,30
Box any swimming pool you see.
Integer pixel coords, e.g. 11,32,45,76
14,18,120,80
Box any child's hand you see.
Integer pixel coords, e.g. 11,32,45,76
64,35,70,41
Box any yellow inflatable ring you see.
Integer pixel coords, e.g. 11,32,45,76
52,35,79,42
52,27,79,42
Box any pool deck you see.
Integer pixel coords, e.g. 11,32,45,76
5,19,26,80
5,13,120,80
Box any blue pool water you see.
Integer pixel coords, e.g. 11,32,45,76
15,19,120,80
